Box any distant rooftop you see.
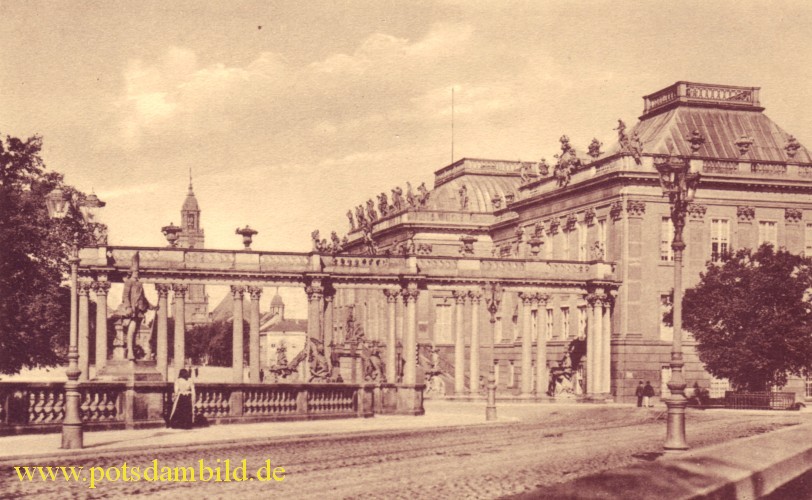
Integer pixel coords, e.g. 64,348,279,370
641,82,763,119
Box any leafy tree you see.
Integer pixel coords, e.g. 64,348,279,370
186,319,249,366
682,244,812,391
0,133,102,374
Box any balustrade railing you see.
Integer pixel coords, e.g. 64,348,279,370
0,382,125,430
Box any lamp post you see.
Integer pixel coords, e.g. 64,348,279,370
46,187,105,449
484,283,503,421
654,154,700,452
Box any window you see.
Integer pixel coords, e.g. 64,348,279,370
434,303,453,344
758,221,777,247
493,360,500,386
511,306,519,342
545,308,554,340
659,294,673,341
806,375,812,399
562,231,570,259
578,306,587,339
186,213,195,229
561,307,570,338
544,232,553,259
709,377,731,398
805,224,812,256
660,217,674,261
578,221,587,260
710,218,729,262
508,362,515,387
598,219,607,259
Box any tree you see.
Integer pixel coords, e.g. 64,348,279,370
681,244,812,391
186,319,249,366
0,133,102,374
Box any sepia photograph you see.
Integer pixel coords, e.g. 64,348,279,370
2,1,812,498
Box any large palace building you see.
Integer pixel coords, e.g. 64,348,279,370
333,81,812,403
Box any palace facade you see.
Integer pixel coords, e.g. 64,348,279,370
334,81,812,403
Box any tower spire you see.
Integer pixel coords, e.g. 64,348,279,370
188,167,193,193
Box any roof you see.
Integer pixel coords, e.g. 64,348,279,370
182,183,200,212
270,292,284,307
426,158,522,212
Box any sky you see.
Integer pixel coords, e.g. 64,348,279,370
3,0,812,314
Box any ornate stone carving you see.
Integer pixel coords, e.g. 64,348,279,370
155,283,171,298
416,243,433,255
93,281,111,295
686,130,706,154
547,218,560,235
452,290,467,304
584,208,596,226
304,284,324,301
519,161,537,184
247,286,263,300
383,288,401,303
78,280,93,296
229,285,245,298
586,292,607,307
626,200,646,217
406,182,417,208
391,186,404,212
564,213,578,231
687,203,707,220
785,208,803,223
590,241,605,261
533,221,545,237
355,205,367,228
459,234,477,255
172,284,188,297
458,184,469,210
785,135,802,158
491,194,502,210
417,182,430,208
402,288,420,303
587,138,603,159
538,158,550,176
553,135,583,188
737,206,755,222
734,134,754,155
616,120,643,165
377,192,389,217
346,209,356,231
609,200,624,220
468,290,482,303
366,199,378,222
504,193,515,204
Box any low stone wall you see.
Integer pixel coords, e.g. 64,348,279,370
0,381,424,436
511,422,812,499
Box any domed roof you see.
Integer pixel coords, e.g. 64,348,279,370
270,289,284,307
182,183,200,212
426,160,521,212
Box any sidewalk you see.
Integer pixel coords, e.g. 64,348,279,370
0,401,516,464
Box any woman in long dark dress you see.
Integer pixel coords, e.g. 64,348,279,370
169,368,195,429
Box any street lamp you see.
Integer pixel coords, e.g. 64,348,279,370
654,154,700,452
484,283,503,421
46,186,105,449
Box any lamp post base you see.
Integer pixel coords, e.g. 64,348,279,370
61,372,84,449
663,395,689,451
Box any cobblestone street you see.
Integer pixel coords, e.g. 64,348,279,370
4,402,810,499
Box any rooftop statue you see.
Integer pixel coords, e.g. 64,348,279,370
616,119,643,165
391,186,404,212
355,204,367,227
406,181,417,208
330,231,342,254
377,192,389,217
346,209,356,231
459,184,469,210
587,138,603,159
366,198,378,222
553,135,582,188
538,158,550,176
417,182,430,207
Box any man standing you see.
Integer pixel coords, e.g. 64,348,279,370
643,381,655,408
635,381,645,407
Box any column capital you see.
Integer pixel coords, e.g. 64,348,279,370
155,283,171,298
230,285,245,298
518,291,534,305
586,292,607,307
468,290,482,304
402,289,420,303
78,280,93,296
305,285,324,302
92,281,111,295
247,286,263,301
533,292,550,307
452,290,467,304
172,283,189,297
384,288,401,303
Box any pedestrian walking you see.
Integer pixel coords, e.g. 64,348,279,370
635,381,645,407
260,368,265,383
169,368,195,429
642,381,655,408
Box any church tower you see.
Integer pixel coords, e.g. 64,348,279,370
177,172,209,324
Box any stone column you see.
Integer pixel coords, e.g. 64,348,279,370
78,280,92,381
403,286,419,385
395,290,404,380
519,292,534,396
535,294,550,396
248,286,262,382
324,292,334,373
155,284,170,380
231,285,245,383
468,290,481,396
602,295,614,394
588,293,604,395
305,282,324,381
173,284,188,374
93,281,111,373
453,290,467,395
384,289,399,383
586,293,597,395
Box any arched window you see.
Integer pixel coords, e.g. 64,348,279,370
186,214,195,229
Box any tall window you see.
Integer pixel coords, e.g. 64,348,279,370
544,233,553,259
186,213,195,229
598,219,607,259
562,231,570,259
561,307,570,338
805,223,812,256
493,360,500,386
531,309,538,341
545,308,554,340
578,306,587,339
710,218,730,262
434,303,452,344
508,362,515,387
660,294,673,341
660,217,674,262
758,221,777,246
578,221,587,260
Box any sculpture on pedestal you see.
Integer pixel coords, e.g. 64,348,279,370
115,253,157,360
